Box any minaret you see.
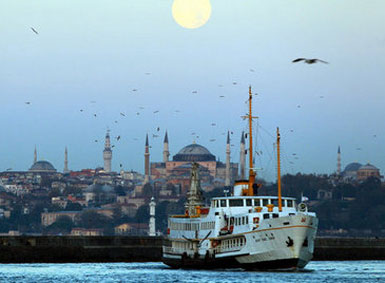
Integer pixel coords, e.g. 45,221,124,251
185,163,204,216
149,197,156,236
239,131,246,179
103,130,112,173
337,145,341,176
33,146,37,164
144,134,150,183
163,131,170,163
64,147,69,173
225,131,231,186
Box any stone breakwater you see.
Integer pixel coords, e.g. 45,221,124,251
0,236,383,263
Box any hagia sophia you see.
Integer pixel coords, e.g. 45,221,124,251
145,131,242,194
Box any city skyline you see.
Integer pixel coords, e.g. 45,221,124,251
1,1,384,181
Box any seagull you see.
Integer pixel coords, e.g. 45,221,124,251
209,139,216,142
319,96,324,98
94,140,98,142
145,72,151,75
211,123,216,126
136,112,140,115
297,105,301,108
157,127,160,132
356,147,362,150
292,58,328,64
30,27,39,35
139,107,145,109
153,134,159,138
112,145,115,148
373,135,377,138
120,113,125,117
80,109,83,112
90,101,96,103
249,69,255,72
94,114,97,117
192,91,197,94
219,95,225,98
114,121,118,123
120,164,122,167
132,89,138,92
233,82,237,85
175,110,180,113
153,110,159,114
218,84,223,87
116,136,121,141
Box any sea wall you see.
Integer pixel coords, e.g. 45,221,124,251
0,236,163,263
314,237,385,260
0,236,383,263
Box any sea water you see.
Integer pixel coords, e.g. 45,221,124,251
0,261,383,282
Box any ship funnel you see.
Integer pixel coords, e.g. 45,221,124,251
233,180,249,196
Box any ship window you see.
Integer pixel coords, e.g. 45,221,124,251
229,199,243,207
246,199,252,206
287,200,293,207
254,199,261,206
220,200,227,207
263,199,269,206
263,214,270,219
272,213,279,218
246,217,249,224
272,199,278,206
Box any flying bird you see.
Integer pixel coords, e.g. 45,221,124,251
297,105,301,108
209,139,216,142
211,123,216,126
94,114,97,117
136,112,140,115
80,109,83,112
116,136,121,141
157,127,160,132
249,69,255,72
218,84,223,87
153,110,159,114
153,134,159,138
145,72,151,75
94,140,98,142
114,121,118,123
132,89,138,92
30,27,39,35
192,91,197,94
232,82,237,85
120,113,125,117
25,102,31,105
292,58,328,64
219,95,225,98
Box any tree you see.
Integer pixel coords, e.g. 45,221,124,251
77,210,111,229
46,215,74,234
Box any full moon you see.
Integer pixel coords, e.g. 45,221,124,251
172,0,212,29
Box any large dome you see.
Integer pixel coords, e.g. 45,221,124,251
358,163,379,171
29,160,57,172
173,144,216,162
343,162,362,172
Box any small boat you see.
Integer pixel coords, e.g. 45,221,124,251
162,87,318,270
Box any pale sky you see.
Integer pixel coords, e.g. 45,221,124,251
1,0,384,181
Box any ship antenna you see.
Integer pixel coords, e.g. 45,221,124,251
247,86,256,196
277,127,283,212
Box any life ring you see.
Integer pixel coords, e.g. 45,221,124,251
253,217,260,224
212,241,219,248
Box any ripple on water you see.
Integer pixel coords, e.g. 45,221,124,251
0,261,383,283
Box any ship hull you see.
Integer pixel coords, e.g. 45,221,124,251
163,214,317,270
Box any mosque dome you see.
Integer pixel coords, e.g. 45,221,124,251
358,163,379,171
29,160,57,172
343,162,362,172
173,144,216,162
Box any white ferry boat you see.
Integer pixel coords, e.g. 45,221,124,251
162,87,318,270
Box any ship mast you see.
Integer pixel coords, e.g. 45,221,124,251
276,127,283,212
247,86,256,196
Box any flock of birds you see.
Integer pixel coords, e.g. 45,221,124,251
25,26,377,172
